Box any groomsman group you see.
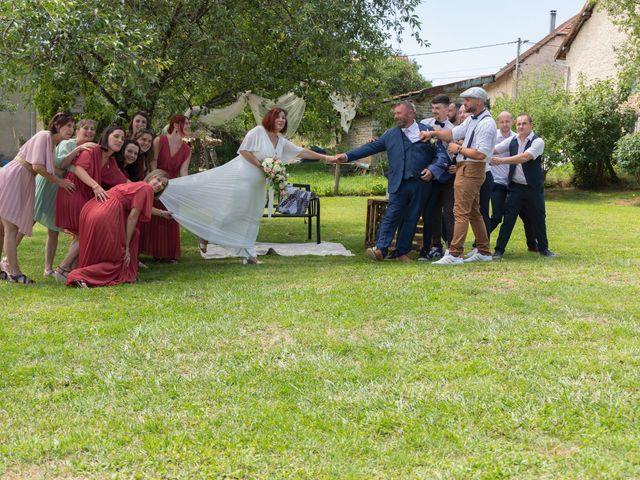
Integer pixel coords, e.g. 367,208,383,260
333,86,555,263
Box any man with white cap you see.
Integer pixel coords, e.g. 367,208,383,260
419,86,497,264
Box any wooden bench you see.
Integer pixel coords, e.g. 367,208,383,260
263,183,321,244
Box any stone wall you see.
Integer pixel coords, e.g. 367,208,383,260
0,94,36,162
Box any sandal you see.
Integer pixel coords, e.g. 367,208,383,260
198,239,208,254
74,279,89,288
8,273,35,284
43,269,55,277
242,256,261,265
53,266,70,283
0,271,8,281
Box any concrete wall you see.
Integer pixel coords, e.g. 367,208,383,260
0,94,36,162
562,7,627,91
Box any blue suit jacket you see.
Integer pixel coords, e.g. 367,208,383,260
346,123,450,194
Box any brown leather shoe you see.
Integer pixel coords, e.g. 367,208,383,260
366,247,384,261
396,254,412,262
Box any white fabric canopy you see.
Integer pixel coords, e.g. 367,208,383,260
188,92,306,138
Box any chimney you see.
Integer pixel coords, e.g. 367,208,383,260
550,10,557,33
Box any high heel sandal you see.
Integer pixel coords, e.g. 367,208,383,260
242,256,261,265
53,266,70,283
8,273,35,284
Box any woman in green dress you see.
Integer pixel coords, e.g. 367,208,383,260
33,119,97,276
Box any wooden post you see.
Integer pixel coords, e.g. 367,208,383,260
333,163,341,195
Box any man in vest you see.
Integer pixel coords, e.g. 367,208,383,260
420,87,496,264
491,114,555,259
333,101,449,262
418,94,455,261
490,111,538,252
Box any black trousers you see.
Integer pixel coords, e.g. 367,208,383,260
495,182,549,254
490,183,538,250
421,177,454,248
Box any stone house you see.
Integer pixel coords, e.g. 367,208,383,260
554,2,629,91
484,13,578,104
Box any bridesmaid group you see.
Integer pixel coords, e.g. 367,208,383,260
0,110,189,286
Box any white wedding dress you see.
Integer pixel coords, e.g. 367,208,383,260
160,125,303,258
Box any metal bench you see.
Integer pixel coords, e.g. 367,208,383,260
263,183,321,244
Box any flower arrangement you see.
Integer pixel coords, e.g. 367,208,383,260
261,157,288,194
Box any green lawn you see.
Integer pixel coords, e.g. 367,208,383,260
2,190,640,479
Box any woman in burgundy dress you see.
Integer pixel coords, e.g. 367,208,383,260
67,170,169,288
117,139,144,181
126,110,150,139
139,115,191,262
133,128,155,175
54,124,128,282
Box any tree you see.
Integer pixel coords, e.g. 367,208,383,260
493,71,571,172
297,56,431,143
563,78,636,188
0,0,425,129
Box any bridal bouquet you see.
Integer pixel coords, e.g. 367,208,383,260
261,157,288,194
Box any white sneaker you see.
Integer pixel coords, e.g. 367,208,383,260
433,253,463,265
463,248,478,259
463,252,493,263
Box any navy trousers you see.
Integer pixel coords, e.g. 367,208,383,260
377,178,430,256
490,183,537,250
494,183,549,254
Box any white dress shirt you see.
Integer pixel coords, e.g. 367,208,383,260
491,129,516,185
451,109,497,163
402,121,421,143
494,132,545,185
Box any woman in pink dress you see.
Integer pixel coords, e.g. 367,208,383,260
66,170,168,288
0,112,76,284
54,124,128,282
139,115,191,262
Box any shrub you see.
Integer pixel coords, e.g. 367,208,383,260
563,78,636,188
493,71,571,172
614,132,640,181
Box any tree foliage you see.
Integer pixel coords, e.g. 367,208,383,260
563,78,636,188
493,71,571,171
0,0,425,132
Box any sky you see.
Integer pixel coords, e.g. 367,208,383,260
394,0,587,86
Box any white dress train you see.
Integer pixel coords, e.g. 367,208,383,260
160,125,303,258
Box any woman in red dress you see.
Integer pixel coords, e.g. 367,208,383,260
117,139,145,181
139,115,191,262
133,128,155,175
66,170,169,288
126,110,150,139
54,124,128,282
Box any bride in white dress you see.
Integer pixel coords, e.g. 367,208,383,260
159,107,334,263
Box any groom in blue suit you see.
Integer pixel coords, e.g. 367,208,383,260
334,101,450,261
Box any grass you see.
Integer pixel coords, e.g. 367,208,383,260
1,189,640,478
287,161,387,196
